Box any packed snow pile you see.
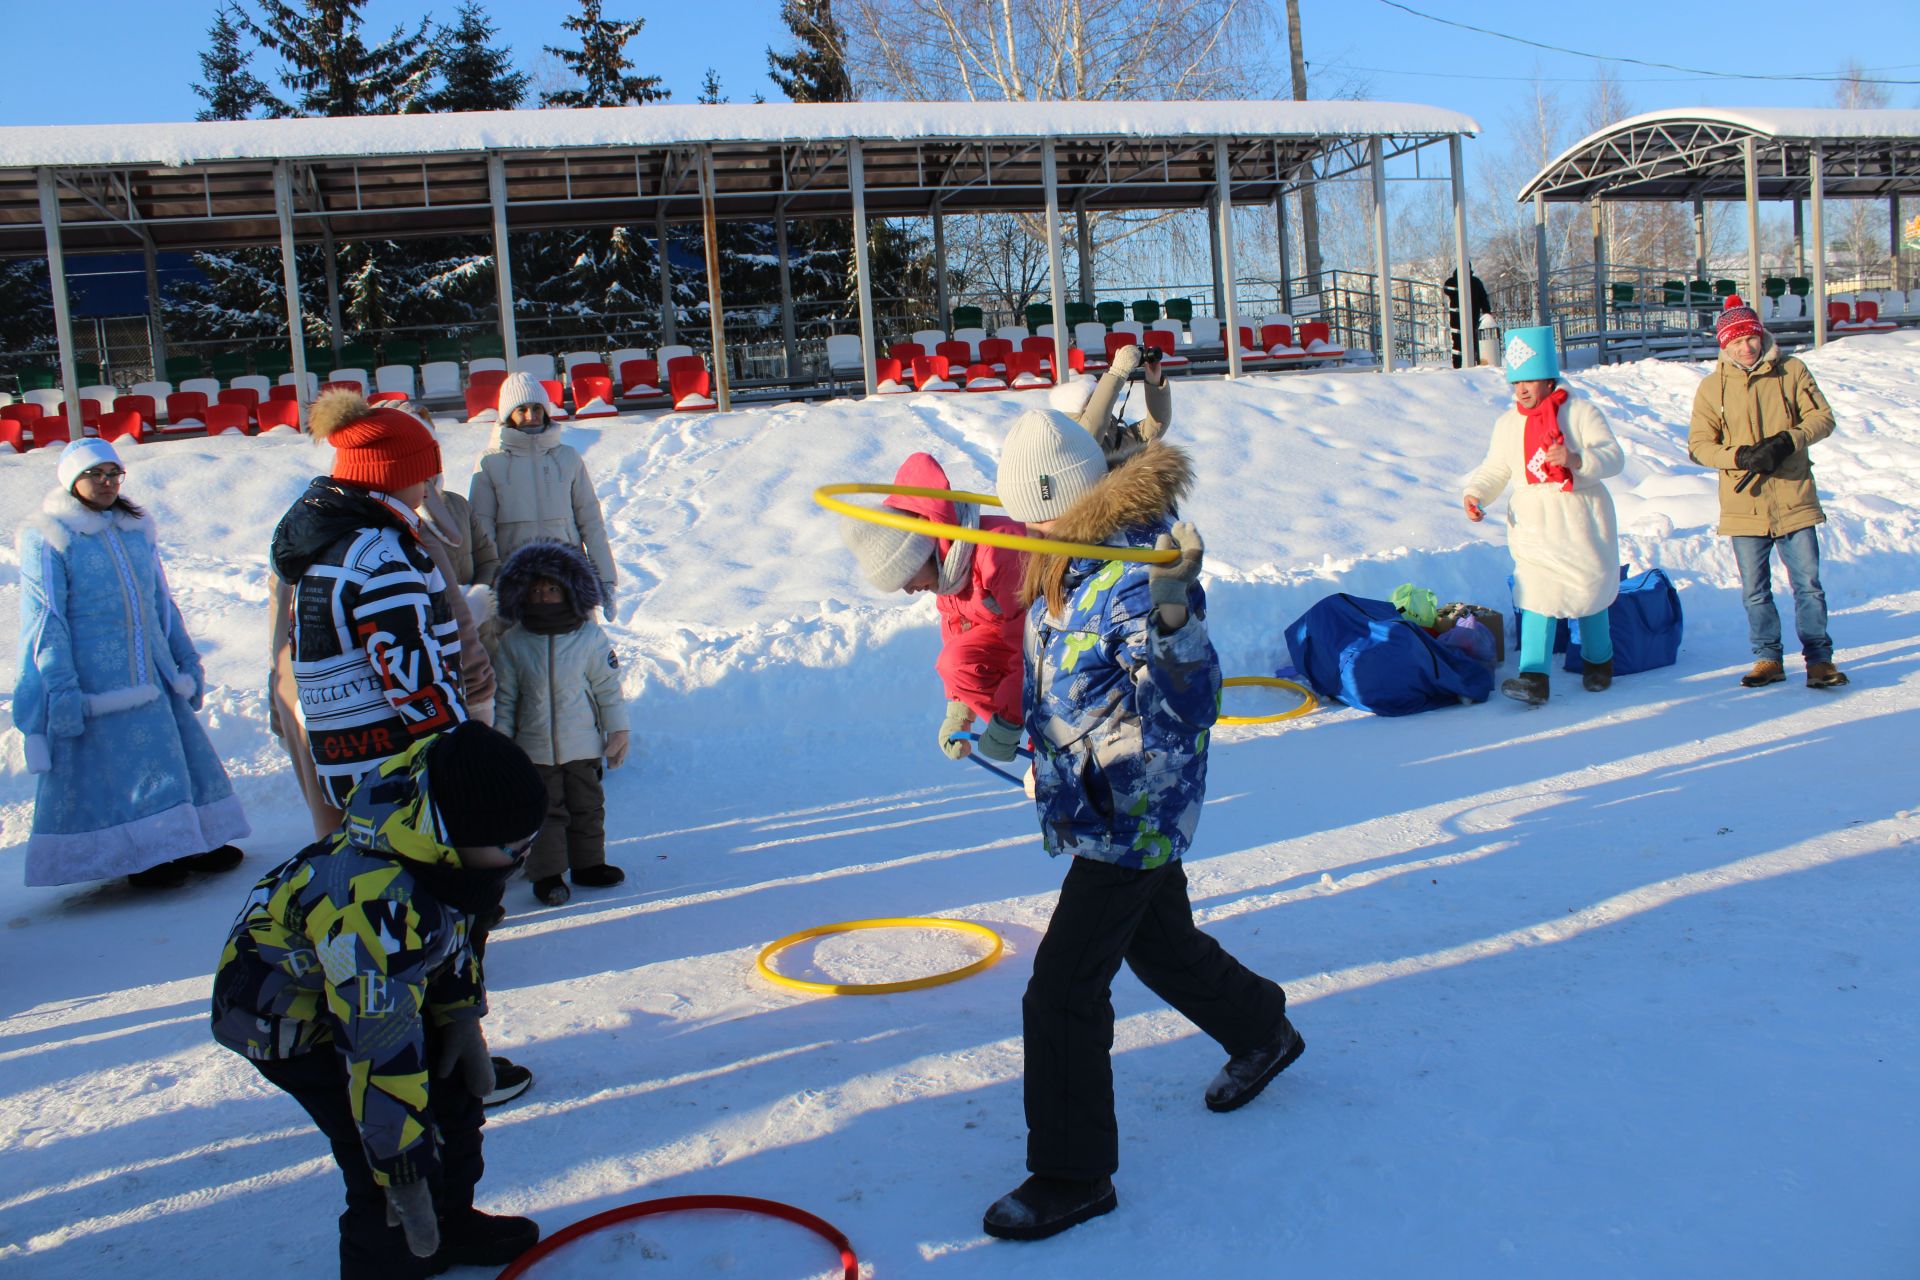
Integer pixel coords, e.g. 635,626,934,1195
1,333,1917,1277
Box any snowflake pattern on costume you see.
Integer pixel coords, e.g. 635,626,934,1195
1505,335,1536,373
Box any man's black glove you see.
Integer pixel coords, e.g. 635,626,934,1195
1735,433,1796,475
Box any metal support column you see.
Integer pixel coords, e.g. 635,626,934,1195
321,222,343,359
1533,192,1549,324
1449,135,1473,368
34,170,80,418
655,201,676,346
1370,139,1394,374
1274,189,1292,312
272,161,311,411
1215,139,1243,379
1743,138,1763,303
1207,195,1226,322
1692,198,1707,283
1591,200,1606,362
1041,139,1070,377
1810,142,1827,347
1793,200,1805,278
696,145,731,413
932,204,948,328
1892,194,1904,291
775,207,798,379
1074,198,1093,306
142,239,168,377
486,154,518,361
850,140,878,397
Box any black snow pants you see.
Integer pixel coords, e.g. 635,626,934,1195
254,1041,485,1280
1023,855,1289,1179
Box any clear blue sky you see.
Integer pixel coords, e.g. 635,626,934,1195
1,0,1915,159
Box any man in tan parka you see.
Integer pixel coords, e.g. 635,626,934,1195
1688,295,1846,688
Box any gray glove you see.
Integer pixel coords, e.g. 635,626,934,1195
434,1018,495,1099
1107,343,1142,380
384,1180,440,1258
600,581,616,622
1147,521,1204,610
938,700,975,760
977,714,1024,763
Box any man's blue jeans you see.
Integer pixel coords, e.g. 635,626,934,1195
1732,527,1831,664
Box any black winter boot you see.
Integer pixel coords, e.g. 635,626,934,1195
1205,1016,1305,1113
437,1208,539,1268
1581,659,1613,692
1500,672,1550,706
570,863,625,888
533,876,570,906
982,1175,1117,1241
483,1057,533,1108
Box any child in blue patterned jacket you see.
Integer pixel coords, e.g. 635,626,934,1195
979,409,1304,1244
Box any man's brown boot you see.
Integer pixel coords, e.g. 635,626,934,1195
1806,661,1850,689
1740,660,1785,688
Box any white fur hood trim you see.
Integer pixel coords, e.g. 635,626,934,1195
30,488,152,554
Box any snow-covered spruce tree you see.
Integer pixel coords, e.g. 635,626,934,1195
240,0,437,117
193,2,270,122
0,258,54,360
540,1,666,109
428,1,528,114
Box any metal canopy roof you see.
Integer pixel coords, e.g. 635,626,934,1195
1517,108,1920,204
0,100,1478,258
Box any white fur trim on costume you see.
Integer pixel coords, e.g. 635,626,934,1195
1047,375,1098,418
170,672,198,697
24,794,249,887
24,734,50,774
32,488,152,555
85,684,162,717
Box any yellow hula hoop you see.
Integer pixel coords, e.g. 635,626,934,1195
1217,676,1317,725
755,916,1005,996
815,483,1179,565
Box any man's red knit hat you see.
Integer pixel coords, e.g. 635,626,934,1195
1716,295,1763,349
309,390,442,492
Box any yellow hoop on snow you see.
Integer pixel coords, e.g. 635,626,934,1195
815,483,1178,565
1217,675,1317,725
755,916,1005,996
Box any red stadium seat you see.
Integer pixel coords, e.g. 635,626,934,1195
979,337,1014,370
572,374,617,418
268,384,300,402
368,390,409,405
1,402,44,426
1296,321,1345,358
61,399,104,426
667,356,715,410
205,402,253,436
888,341,926,368
964,363,1008,392
95,410,145,444
912,354,959,391
33,414,72,448
0,418,25,453
1142,329,1189,368
165,391,209,427
1007,349,1053,389
617,359,663,398
114,394,160,429
539,378,568,417
935,340,973,369
873,357,910,393
464,369,510,421
256,397,302,433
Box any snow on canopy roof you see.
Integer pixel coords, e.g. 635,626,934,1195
1520,107,1920,203
0,100,1478,171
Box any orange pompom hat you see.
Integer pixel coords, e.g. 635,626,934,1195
308,390,442,492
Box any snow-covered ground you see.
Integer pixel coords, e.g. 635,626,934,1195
2,334,1917,1277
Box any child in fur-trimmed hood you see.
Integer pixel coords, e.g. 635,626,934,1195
492,540,630,907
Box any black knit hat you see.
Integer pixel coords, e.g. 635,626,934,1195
427,721,549,848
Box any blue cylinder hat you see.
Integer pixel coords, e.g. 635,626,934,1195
1502,325,1560,383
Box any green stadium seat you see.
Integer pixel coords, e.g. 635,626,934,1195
339,341,378,368
1763,277,1788,299
1688,279,1713,304
1024,303,1051,332
1610,283,1635,307
253,349,291,379
950,305,983,331
1662,280,1686,307
1788,276,1811,296
305,348,334,374
1131,299,1161,325
18,365,58,390
469,333,505,360
210,352,250,382
1713,279,1737,299
1164,298,1194,324
1064,301,1094,327
1095,300,1125,326
166,355,206,382
425,337,465,365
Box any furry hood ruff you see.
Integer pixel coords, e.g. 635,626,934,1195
495,540,602,622
29,488,151,555
1046,439,1192,549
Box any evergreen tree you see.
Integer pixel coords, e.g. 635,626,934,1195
242,0,438,118
193,2,271,122
428,2,528,113
541,2,667,108
766,0,851,105
0,259,54,358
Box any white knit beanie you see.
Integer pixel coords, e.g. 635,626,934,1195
57,438,123,492
840,515,935,591
1047,374,1098,420
996,408,1106,523
496,371,552,422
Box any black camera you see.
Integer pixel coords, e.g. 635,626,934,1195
1131,343,1163,380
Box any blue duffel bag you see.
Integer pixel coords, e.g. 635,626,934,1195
1563,568,1683,675
1284,594,1493,716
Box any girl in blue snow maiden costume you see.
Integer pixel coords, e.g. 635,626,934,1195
12,439,248,889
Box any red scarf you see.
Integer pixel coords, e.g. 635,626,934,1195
1521,386,1573,491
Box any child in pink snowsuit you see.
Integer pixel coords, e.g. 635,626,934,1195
840,452,1029,763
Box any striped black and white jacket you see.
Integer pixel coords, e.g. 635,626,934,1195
270,478,466,807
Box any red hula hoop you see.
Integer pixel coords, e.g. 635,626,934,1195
494,1193,860,1279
